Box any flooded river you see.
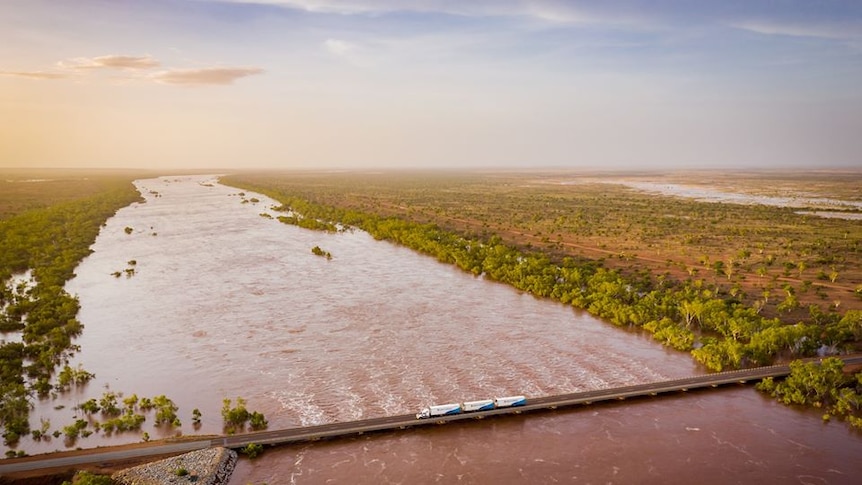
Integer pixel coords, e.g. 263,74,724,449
613,181,862,220
18,175,862,483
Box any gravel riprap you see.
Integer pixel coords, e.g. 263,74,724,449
112,447,237,485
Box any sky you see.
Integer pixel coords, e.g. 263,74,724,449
1,0,861,171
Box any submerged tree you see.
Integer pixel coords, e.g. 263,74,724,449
222,397,267,433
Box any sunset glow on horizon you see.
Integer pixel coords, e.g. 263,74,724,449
2,0,860,171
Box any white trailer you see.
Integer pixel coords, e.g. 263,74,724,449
416,396,528,419
462,399,495,412
494,395,527,408
416,403,462,419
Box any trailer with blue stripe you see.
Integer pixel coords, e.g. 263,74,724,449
416,395,526,419
493,395,527,408
463,399,495,412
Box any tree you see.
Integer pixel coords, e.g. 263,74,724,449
692,338,743,371
62,419,88,440
222,397,267,432
78,399,100,415
99,392,121,416
777,292,800,314
724,257,735,280
249,411,268,431
643,318,694,351
311,245,332,259
222,397,250,433
757,358,849,408
56,364,94,392
152,395,179,426
679,299,703,329
123,394,139,411
242,442,264,459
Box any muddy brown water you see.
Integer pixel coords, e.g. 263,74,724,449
9,175,859,483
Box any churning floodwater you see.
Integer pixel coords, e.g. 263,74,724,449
17,175,861,483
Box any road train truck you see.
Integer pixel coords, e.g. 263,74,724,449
416,396,526,419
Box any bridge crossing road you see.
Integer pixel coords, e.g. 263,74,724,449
3,355,861,477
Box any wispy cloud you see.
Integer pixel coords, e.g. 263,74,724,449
323,38,372,66
0,70,67,80
215,0,598,23
219,0,427,15
324,39,356,57
732,20,862,41
217,0,862,37
3,53,263,86
57,55,160,70
151,67,264,85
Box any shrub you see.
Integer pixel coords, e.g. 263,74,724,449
222,397,268,432
249,411,268,431
242,443,264,459
62,471,114,485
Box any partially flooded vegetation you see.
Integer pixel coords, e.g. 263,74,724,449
1,173,273,457
0,171,144,446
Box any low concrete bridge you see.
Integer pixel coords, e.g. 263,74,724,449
214,355,862,449
3,355,861,477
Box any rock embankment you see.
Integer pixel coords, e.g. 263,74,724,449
112,447,237,485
